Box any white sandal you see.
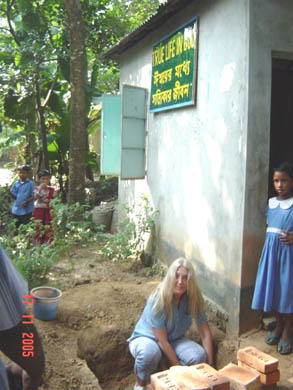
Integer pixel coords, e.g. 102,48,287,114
134,383,145,390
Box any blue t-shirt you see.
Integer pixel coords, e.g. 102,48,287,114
128,293,207,343
10,179,35,215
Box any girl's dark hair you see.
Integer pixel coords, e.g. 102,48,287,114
274,162,293,179
38,169,51,178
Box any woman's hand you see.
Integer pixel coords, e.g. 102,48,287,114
152,327,180,366
279,231,293,245
197,322,214,366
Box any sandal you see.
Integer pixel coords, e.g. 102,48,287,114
278,339,293,355
134,384,145,390
264,331,281,345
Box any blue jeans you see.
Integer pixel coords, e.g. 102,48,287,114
129,336,206,382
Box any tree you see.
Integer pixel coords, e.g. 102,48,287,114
0,0,160,202
0,0,70,178
65,0,86,204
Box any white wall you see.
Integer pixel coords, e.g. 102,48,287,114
119,0,249,334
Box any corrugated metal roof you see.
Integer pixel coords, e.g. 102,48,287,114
103,0,193,59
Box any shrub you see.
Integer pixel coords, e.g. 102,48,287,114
99,194,157,263
0,185,14,235
0,197,99,288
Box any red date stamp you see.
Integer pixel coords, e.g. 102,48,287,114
22,295,34,357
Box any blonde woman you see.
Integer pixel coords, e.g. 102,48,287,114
128,258,213,390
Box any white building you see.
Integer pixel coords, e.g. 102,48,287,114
103,0,293,335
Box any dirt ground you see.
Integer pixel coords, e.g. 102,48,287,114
2,245,293,390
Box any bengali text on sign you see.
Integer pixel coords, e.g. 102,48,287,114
150,18,198,112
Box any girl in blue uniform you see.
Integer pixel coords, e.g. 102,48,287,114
252,162,293,355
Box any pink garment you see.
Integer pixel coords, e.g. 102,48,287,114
34,186,55,208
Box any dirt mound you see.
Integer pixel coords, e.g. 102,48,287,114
57,280,157,331
36,253,162,390
58,279,158,384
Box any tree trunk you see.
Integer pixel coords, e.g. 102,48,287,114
35,81,49,170
65,0,86,204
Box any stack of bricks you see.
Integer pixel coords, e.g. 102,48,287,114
148,346,279,390
237,346,280,390
149,363,230,389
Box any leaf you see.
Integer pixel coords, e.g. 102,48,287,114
58,58,70,83
14,53,22,66
0,52,14,62
49,112,71,154
22,13,42,31
88,118,100,135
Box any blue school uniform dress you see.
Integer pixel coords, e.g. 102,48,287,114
252,196,293,314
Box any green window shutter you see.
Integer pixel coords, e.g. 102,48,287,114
121,85,147,180
100,94,122,175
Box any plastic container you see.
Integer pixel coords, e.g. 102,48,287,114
31,287,62,321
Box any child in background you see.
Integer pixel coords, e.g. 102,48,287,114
252,161,293,355
9,165,35,228
33,170,55,245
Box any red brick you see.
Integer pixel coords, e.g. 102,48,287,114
151,367,211,390
219,363,261,390
151,369,179,390
187,363,230,390
172,369,212,390
236,347,278,374
238,361,280,385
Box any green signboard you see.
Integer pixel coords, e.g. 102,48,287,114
150,17,198,112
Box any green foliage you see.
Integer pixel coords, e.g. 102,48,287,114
0,196,98,288
1,221,58,287
0,0,160,179
99,222,134,262
51,197,96,256
99,194,157,262
145,260,166,278
0,0,162,282
0,186,14,233
0,190,158,287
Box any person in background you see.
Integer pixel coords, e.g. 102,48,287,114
33,170,55,245
9,165,35,229
252,161,293,355
128,257,213,390
0,245,45,389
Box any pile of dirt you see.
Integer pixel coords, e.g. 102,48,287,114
36,250,163,390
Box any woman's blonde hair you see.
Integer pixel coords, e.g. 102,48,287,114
151,257,204,321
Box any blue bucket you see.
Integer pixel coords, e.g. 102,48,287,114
31,287,62,321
